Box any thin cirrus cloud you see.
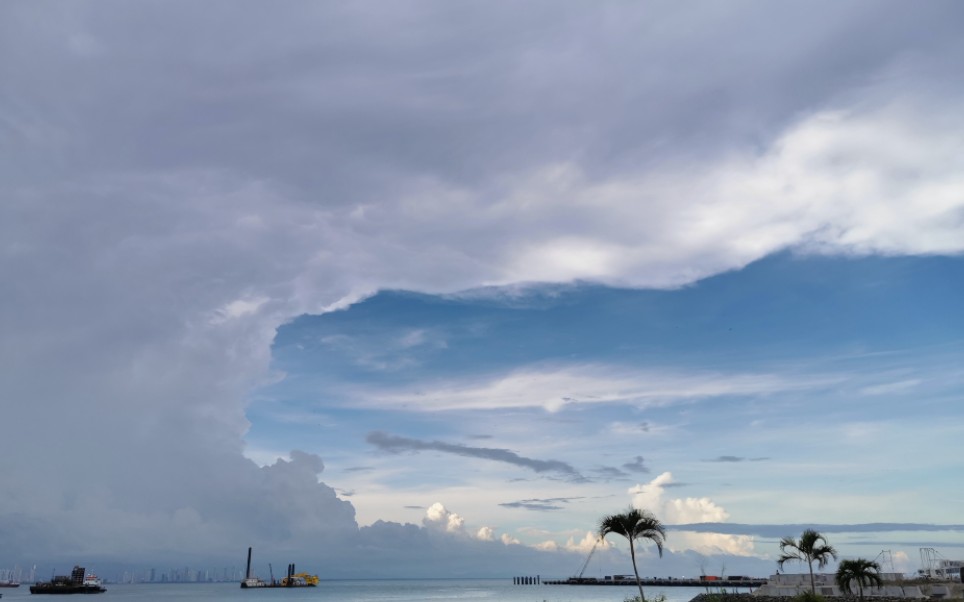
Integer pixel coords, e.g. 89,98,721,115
671,523,964,538
355,365,822,413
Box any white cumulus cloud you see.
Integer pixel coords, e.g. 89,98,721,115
424,502,466,534
476,526,495,541
629,472,761,557
501,533,521,546
631,472,730,524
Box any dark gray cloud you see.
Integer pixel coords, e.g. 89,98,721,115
623,455,650,473
5,1,963,198
593,466,630,479
366,431,581,477
706,456,771,463
500,497,585,512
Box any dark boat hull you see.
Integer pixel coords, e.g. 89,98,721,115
29,585,106,594
241,580,316,589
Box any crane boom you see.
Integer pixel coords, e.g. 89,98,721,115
578,538,602,579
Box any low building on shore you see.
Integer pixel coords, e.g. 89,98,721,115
753,573,963,599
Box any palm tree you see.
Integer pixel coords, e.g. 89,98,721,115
599,507,666,602
777,529,838,594
836,559,883,602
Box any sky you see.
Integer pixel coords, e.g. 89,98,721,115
1,0,963,581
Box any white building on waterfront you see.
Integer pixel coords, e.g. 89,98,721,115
754,572,963,599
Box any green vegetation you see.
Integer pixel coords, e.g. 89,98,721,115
777,529,838,594
599,507,666,602
793,591,827,602
697,592,742,602
624,594,666,602
835,558,884,602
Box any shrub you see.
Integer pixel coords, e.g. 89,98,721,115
624,594,667,602
700,593,735,602
794,591,827,602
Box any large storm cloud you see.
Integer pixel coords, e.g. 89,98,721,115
1,0,963,575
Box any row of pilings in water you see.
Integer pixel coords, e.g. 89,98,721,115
513,576,541,585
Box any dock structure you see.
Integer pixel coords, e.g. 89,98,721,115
540,576,766,587
513,575,541,585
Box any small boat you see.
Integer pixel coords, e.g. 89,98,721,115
29,566,106,595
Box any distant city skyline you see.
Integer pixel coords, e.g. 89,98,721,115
0,564,250,584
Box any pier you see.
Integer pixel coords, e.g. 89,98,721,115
539,576,766,587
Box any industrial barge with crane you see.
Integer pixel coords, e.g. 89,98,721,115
240,547,319,588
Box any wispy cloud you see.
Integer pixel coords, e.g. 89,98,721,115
705,456,771,463
365,431,582,478
318,328,448,372
358,365,831,412
670,523,964,537
499,497,584,512
860,379,922,396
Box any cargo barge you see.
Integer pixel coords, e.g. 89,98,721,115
30,566,105,594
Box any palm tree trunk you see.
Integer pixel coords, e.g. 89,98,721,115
630,542,646,602
808,559,816,594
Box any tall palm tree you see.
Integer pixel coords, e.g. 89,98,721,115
599,507,666,602
836,559,883,602
777,529,838,594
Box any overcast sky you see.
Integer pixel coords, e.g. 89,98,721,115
2,0,963,580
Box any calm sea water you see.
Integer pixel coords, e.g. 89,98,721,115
0,581,715,602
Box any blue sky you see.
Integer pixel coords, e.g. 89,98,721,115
2,0,964,580
244,253,964,569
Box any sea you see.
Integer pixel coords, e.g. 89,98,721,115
0,581,714,602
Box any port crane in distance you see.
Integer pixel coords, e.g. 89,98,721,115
576,538,602,580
